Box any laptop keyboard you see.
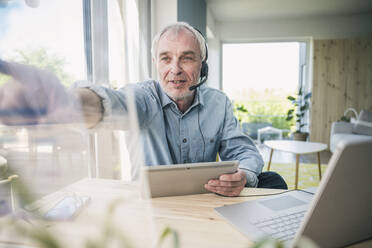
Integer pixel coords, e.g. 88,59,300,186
250,210,306,242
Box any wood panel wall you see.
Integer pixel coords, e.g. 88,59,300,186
310,39,372,146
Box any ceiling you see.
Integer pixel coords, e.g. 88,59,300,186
207,0,372,22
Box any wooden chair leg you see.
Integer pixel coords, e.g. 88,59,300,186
317,152,322,180
295,154,300,189
267,149,274,171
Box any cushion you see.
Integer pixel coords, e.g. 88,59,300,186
352,110,372,136
330,133,372,153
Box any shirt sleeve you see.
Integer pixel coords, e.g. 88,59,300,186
71,80,155,130
218,97,264,187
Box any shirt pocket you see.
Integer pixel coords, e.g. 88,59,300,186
203,134,221,161
190,131,221,162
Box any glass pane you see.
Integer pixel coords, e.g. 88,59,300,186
108,0,126,88
0,0,86,87
0,1,154,247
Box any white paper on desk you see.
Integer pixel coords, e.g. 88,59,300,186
43,195,90,221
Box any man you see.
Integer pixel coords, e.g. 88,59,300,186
0,22,287,196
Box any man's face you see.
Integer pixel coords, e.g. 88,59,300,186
155,29,202,101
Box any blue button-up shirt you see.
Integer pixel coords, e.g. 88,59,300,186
85,80,264,187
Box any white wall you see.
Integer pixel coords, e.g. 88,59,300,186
152,0,177,36
206,7,221,89
215,13,372,93
218,14,372,42
151,0,177,79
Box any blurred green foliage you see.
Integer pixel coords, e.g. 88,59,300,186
285,88,312,133
0,74,12,87
233,89,295,136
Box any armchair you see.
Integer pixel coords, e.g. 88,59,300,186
330,109,372,153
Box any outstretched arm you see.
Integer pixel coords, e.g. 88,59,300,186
0,59,103,128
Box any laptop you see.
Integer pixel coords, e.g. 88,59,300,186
215,140,372,247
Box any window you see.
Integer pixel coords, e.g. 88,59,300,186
223,42,307,139
0,0,88,196
0,0,86,86
108,0,126,88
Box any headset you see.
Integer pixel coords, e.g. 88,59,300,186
185,27,208,161
189,28,209,91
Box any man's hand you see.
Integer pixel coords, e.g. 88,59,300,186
0,60,83,126
204,169,247,197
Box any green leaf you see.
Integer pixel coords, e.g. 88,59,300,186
300,102,309,112
235,104,248,113
287,109,294,115
304,92,312,100
287,96,296,101
251,238,284,248
159,227,171,241
29,228,62,248
172,231,180,248
158,226,180,248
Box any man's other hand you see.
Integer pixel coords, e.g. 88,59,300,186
204,169,247,197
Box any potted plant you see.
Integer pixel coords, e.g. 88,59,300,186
338,107,358,122
286,88,312,141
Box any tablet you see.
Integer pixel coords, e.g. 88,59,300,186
143,160,239,197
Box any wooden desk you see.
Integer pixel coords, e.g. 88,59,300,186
0,178,371,248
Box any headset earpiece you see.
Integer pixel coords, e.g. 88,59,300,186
189,27,209,91
198,29,208,84
200,60,208,83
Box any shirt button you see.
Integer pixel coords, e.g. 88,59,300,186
183,138,187,143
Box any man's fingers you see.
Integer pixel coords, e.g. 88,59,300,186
0,60,80,125
216,191,241,197
205,169,247,197
207,179,245,187
205,184,244,193
0,60,46,86
219,170,246,182
0,59,11,75
204,184,243,197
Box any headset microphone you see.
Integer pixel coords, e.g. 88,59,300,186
189,75,207,91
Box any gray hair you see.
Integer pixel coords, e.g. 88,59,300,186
151,22,207,61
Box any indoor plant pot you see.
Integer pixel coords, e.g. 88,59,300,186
293,132,309,141
286,87,312,141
